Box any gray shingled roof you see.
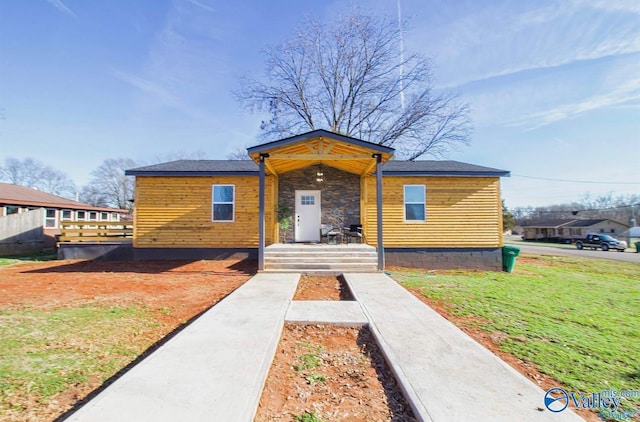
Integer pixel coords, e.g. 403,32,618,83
125,160,259,175
247,129,395,155
126,159,509,177
520,219,576,228
382,160,509,176
563,219,608,227
520,218,628,229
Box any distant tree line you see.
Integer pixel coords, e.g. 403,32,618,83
509,193,640,229
0,151,207,213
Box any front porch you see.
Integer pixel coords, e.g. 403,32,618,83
263,243,378,274
248,130,394,272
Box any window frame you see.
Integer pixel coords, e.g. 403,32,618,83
61,209,72,221
44,208,57,228
211,184,235,222
403,185,426,222
5,205,19,216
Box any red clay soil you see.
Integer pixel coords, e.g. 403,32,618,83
0,259,254,321
255,324,416,422
293,275,354,301
0,258,255,421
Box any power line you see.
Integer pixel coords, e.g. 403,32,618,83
512,174,640,185
515,203,640,213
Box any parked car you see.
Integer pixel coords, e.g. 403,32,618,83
575,234,627,252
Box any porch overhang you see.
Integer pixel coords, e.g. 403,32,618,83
250,130,392,272
247,129,394,175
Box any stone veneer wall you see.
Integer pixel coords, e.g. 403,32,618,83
385,247,503,271
278,165,360,242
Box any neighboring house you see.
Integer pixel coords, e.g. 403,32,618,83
623,226,640,245
0,182,127,248
125,130,510,270
521,218,629,242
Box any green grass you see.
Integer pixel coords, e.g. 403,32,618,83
293,341,323,372
391,255,640,413
0,251,57,266
305,372,327,385
505,237,577,250
0,305,161,414
294,410,324,422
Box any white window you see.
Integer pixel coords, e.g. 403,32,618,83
100,212,109,221
88,211,98,221
212,185,234,222
404,185,426,222
76,211,86,221
111,212,120,221
301,195,315,205
6,205,19,215
45,209,57,228
61,210,72,221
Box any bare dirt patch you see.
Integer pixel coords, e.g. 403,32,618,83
255,324,415,422
0,259,254,320
293,275,354,301
0,258,255,421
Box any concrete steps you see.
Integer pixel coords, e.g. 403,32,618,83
263,244,378,273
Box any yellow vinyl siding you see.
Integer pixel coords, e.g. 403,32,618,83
362,176,502,248
133,176,275,248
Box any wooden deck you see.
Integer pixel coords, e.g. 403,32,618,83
58,221,133,244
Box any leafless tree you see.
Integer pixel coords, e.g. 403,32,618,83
81,158,137,211
237,10,471,159
150,150,208,164
513,193,640,226
0,157,76,198
226,146,251,160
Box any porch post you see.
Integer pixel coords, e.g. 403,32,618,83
374,153,385,271
258,153,268,271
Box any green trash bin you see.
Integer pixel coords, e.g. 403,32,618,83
635,241,640,253
502,245,521,273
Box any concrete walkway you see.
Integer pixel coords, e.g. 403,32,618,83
66,271,584,422
286,301,367,325
66,273,299,422
344,273,583,422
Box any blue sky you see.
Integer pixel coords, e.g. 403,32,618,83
0,0,638,208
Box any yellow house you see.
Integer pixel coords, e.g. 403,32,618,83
126,130,510,270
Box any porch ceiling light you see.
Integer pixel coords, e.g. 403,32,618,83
316,165,324,182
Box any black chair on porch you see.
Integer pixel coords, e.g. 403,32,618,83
344,224,364,243
320,224,341,244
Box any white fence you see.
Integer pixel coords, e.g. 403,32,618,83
0,208,45,256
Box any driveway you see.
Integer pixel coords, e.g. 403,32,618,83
510,243,640,264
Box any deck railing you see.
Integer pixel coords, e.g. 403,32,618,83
58,221,133,243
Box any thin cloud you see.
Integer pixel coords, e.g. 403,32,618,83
424,1,640,89
45,0,77,18
112,69,211,122
505,77,640,130
185,0,215,13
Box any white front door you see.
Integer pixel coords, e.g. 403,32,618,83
295,190,321,242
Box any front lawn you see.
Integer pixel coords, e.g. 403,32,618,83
0,259,254,421
391,255,639,414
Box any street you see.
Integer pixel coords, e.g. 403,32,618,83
510,243,640,264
